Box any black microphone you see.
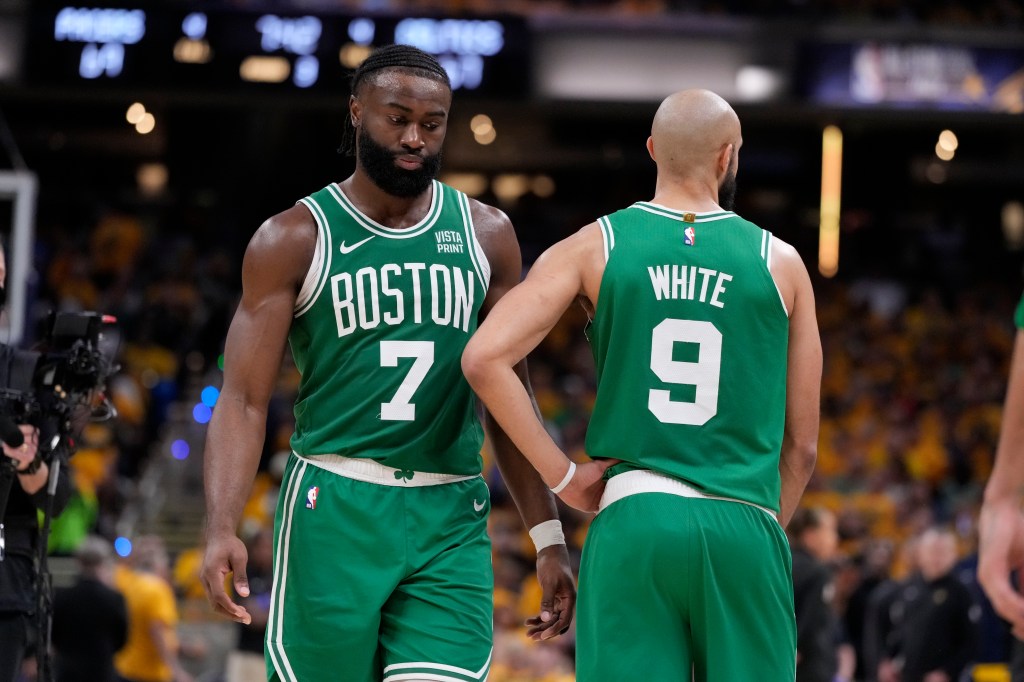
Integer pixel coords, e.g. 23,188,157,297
0,417,24,448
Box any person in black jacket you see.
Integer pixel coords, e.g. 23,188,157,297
52,535,127,682
790,506,846,682
0,241,74,682
885,527,979,682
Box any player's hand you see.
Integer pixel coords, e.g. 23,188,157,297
525,543,576,641
2,425,39,467
978,499,1024,637
200,531,252,625
556,459,618,513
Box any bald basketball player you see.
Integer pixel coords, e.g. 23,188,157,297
463,89,822,680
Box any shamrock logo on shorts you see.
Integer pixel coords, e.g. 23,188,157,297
394,469,415,482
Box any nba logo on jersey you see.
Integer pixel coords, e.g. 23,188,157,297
684,226,696,246
306,486,319,510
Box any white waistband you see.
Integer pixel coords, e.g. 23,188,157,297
599,469,778,520
295,452,480,487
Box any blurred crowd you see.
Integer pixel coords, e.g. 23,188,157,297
10,197,1020,681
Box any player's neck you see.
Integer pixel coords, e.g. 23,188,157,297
340,171,435,229
651,176,724,214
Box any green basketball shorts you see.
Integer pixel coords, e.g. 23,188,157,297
266,453,494,682
577,469,796,682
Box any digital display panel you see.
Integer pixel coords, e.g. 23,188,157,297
24,6,531,96
800,41,1024,112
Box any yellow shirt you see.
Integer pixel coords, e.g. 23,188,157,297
114,565,179,682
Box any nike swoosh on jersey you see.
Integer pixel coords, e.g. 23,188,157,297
473,499,486,512
339,236,374,254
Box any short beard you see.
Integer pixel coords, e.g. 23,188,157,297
357,128,441,198
719,170,737,212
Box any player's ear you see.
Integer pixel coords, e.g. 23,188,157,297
350,95,361,128
717,143,733,178
646,136,655,162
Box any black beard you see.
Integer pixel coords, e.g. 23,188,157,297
357,128,441,198
719,170,737,212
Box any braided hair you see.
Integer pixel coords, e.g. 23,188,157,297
339,44,452,156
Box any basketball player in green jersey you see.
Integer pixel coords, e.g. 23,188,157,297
464,88,822,681
979,291,1024,641
198,46,576,682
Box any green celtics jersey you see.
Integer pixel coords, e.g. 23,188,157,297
586,202,790,511
288,180,490,475
1016,291,1024,329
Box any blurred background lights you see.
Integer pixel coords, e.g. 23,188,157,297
471,114,496,145
125,101,145,124
114,537,132,557
938,129,959,152
470,114,493,135
182,12,207,39
137,162,168,195
171,439,190,460
201,385,220,407
1003,201,1024,250
492,174,530,203
193,403,213,424
339,44,370,69
441,172,488,197
531,175,556,198
135,112,155,134
926,161,948,184
348,18,375,44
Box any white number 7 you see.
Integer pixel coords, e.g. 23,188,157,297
380,340,434,421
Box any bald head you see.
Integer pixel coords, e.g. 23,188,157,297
650,89,741,181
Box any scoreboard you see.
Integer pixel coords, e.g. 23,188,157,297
24,5,531,96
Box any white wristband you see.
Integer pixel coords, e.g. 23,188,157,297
529,519,566,552
549,461,576,494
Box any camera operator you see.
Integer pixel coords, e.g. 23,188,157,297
0,240,74,682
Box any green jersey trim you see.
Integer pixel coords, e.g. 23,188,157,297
294,196,333,317
597,215,615,262
326,180,444,239
456,190,491,290
1016,293,1024,329
633,202,736,223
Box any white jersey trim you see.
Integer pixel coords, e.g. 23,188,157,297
295,452,479,487
457,190,491,291
597,215,614,263
383,648,492,680
267,458,307,682
633,202,736,223
327,180,443,239
598,469,779,522
762,230,790,317
294,197,332,318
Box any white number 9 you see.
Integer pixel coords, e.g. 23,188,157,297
648,319,722,425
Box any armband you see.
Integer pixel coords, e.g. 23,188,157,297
550,461,576,495
529,519,566,552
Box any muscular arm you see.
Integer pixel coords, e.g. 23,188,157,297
468,203,579,638
200,205,315,623
979,329,1024,635
472,204,561,525
463,223,613,512
771,240,821,527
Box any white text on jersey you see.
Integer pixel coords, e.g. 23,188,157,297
435,230,465,254
647,265,733,308
330,263,475,337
